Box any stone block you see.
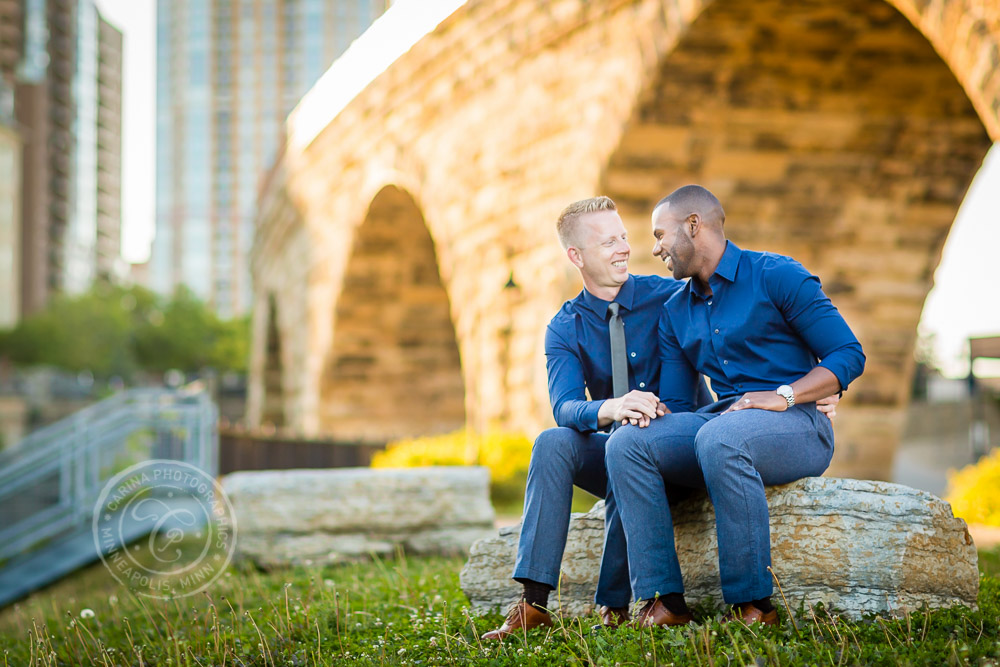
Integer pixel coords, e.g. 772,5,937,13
223,466,496,568
459,477,978,619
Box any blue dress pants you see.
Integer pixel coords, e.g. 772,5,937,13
512,427,631,608
605,401,834,604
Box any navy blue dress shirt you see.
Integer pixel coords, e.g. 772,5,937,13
658,242,866,413
545,274,709,432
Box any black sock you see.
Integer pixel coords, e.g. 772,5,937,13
515,578,552,611
750,597,774,613
660,592,689,615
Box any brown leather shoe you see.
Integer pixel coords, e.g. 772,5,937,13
482,601,553,640
631,598,693,628
596,605,630,629
723,602,779,626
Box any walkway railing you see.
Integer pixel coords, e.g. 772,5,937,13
0,388,217,564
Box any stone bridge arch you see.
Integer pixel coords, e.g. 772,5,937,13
250,0,999,478
600,0,992,478
317,185,466,442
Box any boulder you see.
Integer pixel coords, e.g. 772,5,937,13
223,466,496,568
460,477,979,619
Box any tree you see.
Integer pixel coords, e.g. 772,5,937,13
0,287,135,378
133,286,249,374
0,285,250,380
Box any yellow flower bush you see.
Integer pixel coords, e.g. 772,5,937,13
372,429,534,510
946,447,1000,526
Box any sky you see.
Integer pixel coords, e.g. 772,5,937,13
94,0,1000,378
920,144,1000,378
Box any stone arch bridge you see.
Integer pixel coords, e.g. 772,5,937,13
248,0,999,480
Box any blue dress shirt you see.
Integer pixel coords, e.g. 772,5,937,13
545,274,709,432
658,242,866,413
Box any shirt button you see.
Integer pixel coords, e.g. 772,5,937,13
714,328,720,334
639,382,646,388
723,360,729,365
630,352,636,358
708,300,713,305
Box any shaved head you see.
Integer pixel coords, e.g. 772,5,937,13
651,184,729,282
654,185,725,228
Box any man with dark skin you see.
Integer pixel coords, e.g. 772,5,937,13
606,185,865,627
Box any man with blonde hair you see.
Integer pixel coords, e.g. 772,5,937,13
483,195,711,639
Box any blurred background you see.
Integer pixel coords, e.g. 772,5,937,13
0,0,999,603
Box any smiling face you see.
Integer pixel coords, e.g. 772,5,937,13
568,209,631,296
651,203,696,280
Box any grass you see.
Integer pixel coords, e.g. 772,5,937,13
1,543,999,666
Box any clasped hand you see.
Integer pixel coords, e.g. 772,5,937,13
609,390,667,428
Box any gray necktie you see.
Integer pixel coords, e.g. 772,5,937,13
607,302,628,398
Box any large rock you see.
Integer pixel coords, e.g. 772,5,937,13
223,466,495,568
460,477,979,619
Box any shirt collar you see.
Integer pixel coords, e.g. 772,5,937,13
689,241,740,300
714,240,741,283
581,274,636,316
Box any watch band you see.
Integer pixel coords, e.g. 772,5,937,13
776,384,795,408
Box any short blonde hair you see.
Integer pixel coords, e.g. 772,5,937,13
556,196,616,249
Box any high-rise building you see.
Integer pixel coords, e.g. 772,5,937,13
96,12,122,284
151,0,390,318
4,0,124,319
0,123,20,329
0,1,23,327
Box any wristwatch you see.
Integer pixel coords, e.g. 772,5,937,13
776,385,795,408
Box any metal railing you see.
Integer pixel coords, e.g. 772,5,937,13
0,388,217,563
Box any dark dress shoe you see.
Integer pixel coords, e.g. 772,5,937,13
631,598,693,628
482,601,553,640
723,602,779,626
590,605,630,631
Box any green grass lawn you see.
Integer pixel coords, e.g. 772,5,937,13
1,544,999,666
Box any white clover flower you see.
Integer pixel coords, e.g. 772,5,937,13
397,648,406,655
79,609,95,619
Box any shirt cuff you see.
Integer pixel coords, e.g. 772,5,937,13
818,359,851,393
580,400,604,432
